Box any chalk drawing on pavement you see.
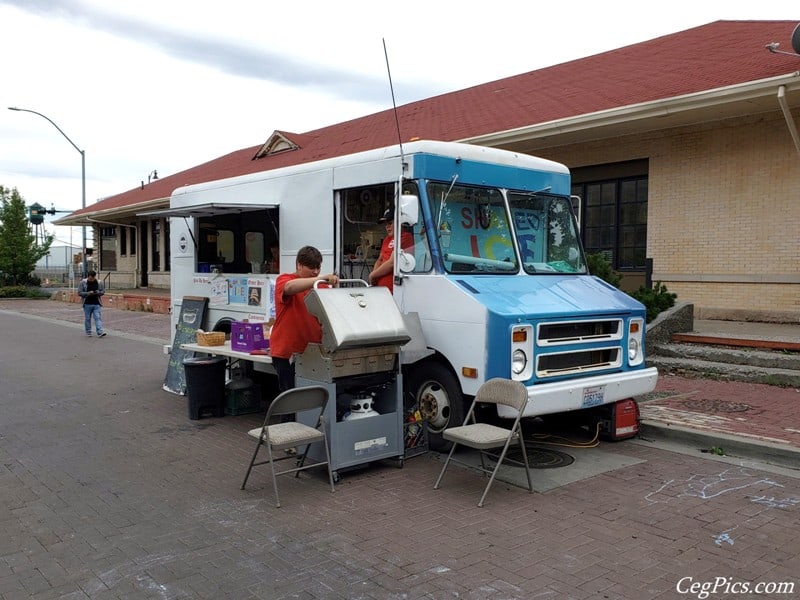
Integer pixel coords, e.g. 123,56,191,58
645,467,783,504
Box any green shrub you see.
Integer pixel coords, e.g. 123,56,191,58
629,281,677,323
586,252,622,287
586,253,676,322
0,273,41,287
0,286,51,299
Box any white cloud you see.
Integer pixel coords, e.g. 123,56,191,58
1,0,797,243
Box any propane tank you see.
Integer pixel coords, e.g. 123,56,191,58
342,393,379,420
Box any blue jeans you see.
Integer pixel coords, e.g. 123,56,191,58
83,304,104,335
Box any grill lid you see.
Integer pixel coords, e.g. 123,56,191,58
305,283,410,352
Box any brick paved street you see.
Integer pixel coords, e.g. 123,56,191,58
0,305,799,599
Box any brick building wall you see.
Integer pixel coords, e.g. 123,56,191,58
540,111,800,321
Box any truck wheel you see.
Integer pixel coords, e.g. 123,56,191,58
409,362,464,452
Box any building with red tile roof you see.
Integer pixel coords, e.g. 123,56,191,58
56,20,800,321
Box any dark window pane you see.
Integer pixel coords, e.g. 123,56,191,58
620,180,637,203
578,175,647,270
600,205,616,224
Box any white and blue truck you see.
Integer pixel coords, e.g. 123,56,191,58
164,140,658,449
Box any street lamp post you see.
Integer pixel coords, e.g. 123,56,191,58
8,107,88,277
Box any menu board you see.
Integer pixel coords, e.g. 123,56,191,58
163,296,209,395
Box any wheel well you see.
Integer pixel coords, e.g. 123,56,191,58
403,353,461,391
403,355,467,413
212,317,234,335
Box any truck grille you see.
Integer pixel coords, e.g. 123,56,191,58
538,319,621,344
535,319,624,378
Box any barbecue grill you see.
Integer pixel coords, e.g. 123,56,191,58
296,281,410,478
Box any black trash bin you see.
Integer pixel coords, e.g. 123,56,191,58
184,356,227,419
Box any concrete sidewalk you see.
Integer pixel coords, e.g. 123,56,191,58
0,297,171,345
636,318,800,469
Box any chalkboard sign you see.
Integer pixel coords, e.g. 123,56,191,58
163,296,209,395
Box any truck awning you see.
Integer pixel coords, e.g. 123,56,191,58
137,203,274,218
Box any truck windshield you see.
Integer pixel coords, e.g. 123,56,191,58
507,192,587,274
428,182,518,274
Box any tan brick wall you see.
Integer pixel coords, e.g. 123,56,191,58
539,112,800,322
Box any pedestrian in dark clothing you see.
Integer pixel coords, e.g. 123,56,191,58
77,270,107,337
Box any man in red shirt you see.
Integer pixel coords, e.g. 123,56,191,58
369,206,414,292
270,245,339,393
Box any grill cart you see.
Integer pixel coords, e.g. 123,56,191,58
296,281,410,480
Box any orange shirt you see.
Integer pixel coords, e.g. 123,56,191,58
269,273,322,359
375,231,414,291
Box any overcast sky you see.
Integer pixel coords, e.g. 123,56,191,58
0,0,797,246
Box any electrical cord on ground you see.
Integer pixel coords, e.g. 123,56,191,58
524,422,601,448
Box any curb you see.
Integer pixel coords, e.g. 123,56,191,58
639,420,800,471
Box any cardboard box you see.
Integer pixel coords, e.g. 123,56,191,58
231,320,269,352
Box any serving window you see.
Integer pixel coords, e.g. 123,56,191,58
196,208,278,274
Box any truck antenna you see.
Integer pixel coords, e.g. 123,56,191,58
382,38,405,163
383,38,406,288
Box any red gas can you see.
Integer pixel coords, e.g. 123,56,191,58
599,398,640,441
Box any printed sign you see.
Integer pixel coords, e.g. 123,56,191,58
163,296,209,395
210,278,228,305
228,277,248,304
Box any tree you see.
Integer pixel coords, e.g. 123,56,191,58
0,185,52,285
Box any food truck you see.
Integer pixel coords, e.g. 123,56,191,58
162,140,658,450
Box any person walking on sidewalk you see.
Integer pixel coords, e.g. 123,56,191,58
77,270,107,337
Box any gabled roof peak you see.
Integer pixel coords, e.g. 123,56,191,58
253,130,302,160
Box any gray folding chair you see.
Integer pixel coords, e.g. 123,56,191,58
433,378,533,507
241,385,335,507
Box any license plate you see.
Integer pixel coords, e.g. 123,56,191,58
582,385,606,408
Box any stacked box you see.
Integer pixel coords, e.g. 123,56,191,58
225,384,262,416
231,321,269,352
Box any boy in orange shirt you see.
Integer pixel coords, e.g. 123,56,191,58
270,245,339,393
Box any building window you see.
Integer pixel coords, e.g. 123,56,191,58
572,173,648,270
100,226,117,271
151,219,160,272
130,224,137,255
120,227,127,256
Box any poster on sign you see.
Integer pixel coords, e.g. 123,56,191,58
228,277,248,304
511,208,546,264
210,278,228,305
439,202,517,266
435,200,547,269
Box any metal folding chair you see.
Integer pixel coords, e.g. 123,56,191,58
241,385,335,507
433,378,533,507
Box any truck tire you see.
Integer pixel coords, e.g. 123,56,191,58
408,362,464,452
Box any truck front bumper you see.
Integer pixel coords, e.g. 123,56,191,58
496,367,659,419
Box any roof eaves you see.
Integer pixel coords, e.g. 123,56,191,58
53,197,168,226
464,71,800,147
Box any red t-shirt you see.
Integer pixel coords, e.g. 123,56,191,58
375,231,414,291
269,273,322,359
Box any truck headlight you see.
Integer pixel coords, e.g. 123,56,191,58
628,338,640,362
512,349,527,374
628,318,644,366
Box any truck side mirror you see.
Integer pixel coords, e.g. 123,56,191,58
400,194,419,226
